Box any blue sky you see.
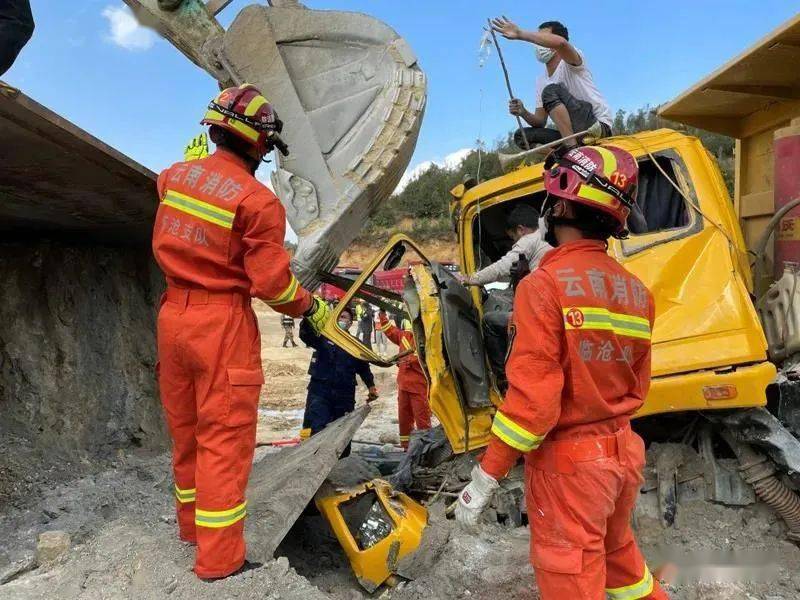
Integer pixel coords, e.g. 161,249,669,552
6,0,799,179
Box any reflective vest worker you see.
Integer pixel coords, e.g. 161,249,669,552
377,310,430,449
456,146,668,600
153,84,329,581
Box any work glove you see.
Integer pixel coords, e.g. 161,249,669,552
303,295,331,335
455,464,499,526
184,132,209,161
367,386,379,402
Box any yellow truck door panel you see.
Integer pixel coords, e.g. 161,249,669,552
410,263,497,453
321,234,497,453
320,236,421,366
615,228,768,376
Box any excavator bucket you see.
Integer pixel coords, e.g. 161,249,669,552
124,0,427,287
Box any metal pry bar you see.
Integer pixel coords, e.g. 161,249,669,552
487,19,531,151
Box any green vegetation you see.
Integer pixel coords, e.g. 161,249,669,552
612,106,735,192
355,106,735,246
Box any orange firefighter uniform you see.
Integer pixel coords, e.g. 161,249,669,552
480,240,668,599
377,313,430,448
153,147,311,579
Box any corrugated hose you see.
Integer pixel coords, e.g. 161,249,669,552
727,436,800,540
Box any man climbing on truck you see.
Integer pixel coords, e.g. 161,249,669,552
152,83,329,581
377,309,431,449
456,145,668,599
491,16,613,150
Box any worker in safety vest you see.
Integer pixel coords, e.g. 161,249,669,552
377,310,430,449
456,145,668,600
152,84,329,580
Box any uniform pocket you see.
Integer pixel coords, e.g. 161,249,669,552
531,543,583,575
226,367,264,427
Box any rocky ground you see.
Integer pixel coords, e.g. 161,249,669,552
2,305,800,599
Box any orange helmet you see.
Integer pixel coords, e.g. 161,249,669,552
201,84,288,159
543,145,638,236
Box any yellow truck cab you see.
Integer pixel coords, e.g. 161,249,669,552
324,129,776,452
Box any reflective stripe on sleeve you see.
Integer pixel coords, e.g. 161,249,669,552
491,412,545,452
264,275,300,306
163,190,235,229
378,321,393,332
401,337,412,351
195,501,247,529
174,485,196,504
606,566,654,600
563,307,651,340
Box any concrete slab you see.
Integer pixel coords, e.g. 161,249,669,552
0,85,156,244
245,404,370,561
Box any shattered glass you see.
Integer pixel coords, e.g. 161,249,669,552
356,500,393,550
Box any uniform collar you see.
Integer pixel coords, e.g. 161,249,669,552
539,239,607,268
213,147,253,173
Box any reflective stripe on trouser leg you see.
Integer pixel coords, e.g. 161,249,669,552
606,566,654,600
175,484,196,504
196,501,247,528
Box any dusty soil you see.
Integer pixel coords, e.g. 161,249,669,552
255,301,401,445
338,239,458,269
3,310,800,599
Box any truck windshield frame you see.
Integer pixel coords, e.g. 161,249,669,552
618,148,704,257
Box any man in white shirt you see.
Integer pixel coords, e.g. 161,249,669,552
458,205,552,384
461,205,551,287
491,17,612,150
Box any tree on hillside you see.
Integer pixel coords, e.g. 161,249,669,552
356,107,734,246
613,106,735,191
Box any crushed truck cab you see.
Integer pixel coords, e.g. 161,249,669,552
328,129,776,452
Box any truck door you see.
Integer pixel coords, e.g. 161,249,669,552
322,235,498,452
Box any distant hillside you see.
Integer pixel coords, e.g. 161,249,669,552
339,236,458,270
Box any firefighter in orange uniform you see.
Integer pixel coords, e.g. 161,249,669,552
456,145,668,600
153,84,330,580
377,310,431,449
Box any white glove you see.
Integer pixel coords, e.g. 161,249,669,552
454,465,499,526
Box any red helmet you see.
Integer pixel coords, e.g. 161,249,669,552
201,84,288,159
543,145,638,235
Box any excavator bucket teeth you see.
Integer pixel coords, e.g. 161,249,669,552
222,3,427,287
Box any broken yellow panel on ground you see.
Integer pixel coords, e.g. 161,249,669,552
316,479,427,592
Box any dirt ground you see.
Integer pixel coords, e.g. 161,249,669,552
2,307,800,599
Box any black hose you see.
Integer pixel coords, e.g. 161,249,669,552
723,433,800,540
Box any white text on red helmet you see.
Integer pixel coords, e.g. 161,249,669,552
566,149,598,173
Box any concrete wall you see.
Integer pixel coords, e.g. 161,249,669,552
0,240,166,456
